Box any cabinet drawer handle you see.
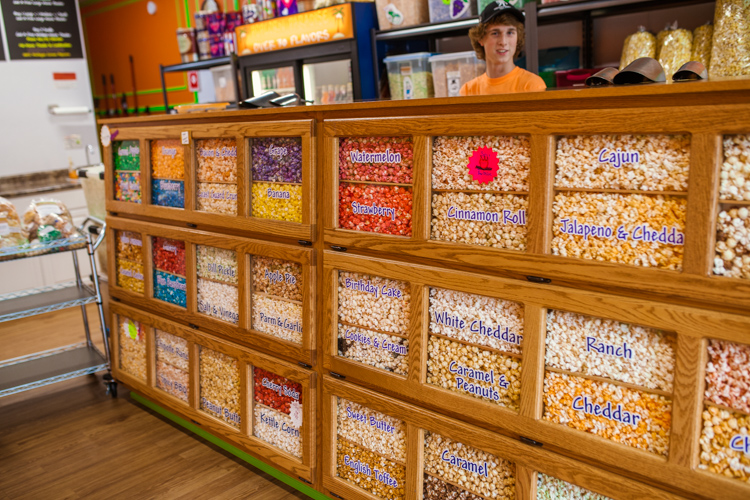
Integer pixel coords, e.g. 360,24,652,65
526,276,551,284
331,245,347,252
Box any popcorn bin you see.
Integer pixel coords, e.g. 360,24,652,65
155,329,190,403
115,230,145,295
113,140,141,203
117,314,147,382
335,397,407,499
251,255,304,344
152,236,187,308
338,136,414,236
150,139,186,208
251,137,303,223
384,53,435,100
700,339,750,483
253,367,303,458
197,245,239,325
431,135,531,251
713,134,750,280
199,345,241,428
336,270,411,375
551,134,690,270
543,310,676,457
196,138,238,216
429,51,485,98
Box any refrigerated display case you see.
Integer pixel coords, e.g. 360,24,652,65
237,3,377,103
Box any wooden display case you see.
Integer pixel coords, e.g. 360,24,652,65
321,376,687,500
110,302,316,484
321,251,750,499
321,108,750,313
103,120,315,242
106,217,316,365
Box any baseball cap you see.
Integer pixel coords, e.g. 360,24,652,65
480,0,526,25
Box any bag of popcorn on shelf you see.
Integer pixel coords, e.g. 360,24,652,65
0,196,28,250
23,198,76,244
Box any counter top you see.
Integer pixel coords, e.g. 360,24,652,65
99,77,750,127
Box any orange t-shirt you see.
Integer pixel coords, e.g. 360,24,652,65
460,67,547,96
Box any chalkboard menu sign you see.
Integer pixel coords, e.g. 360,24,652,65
1,0,83,60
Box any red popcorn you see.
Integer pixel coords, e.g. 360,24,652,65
339,136,413,184
152,237,186,276
338,183,412,236
253,367,302,414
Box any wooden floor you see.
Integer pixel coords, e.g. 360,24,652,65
0,306,310,500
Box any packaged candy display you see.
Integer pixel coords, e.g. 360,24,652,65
336,398,407,499
428,0,475,23
714,135,750,279
429,288,524,354
619,27,656,70
252,294,303,344
384,53,434,100
555,135,690,191
114,140,141,203
427,336,521,410
545,310,676,392
551,193,687,270
116,230,144,294
196,139,238,215
0,197,27,250
656,26,693,82
431,136,531,250
253,367,303,457
429,52,486,98
692,23,713,70
197,245,239,324
23,199,76,243
543,371,672,456
251,182,302,223
536,473,612,500
338,137,413,184
118,316,147,381
338,323,408,375
373,0,429,30
251,137,302,184
423,431,516,500
339,183,412,235
252,256,302,301
151,139,185,208
199,346,241,428
152,237,187,307
709,0,750,78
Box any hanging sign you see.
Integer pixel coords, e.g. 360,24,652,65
236,3,354,56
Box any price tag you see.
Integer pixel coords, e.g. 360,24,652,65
181,131,190,145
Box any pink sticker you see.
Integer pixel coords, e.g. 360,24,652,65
468,146,499,184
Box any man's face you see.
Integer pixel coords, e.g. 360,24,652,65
479,23,518,66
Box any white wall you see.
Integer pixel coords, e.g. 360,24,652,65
0,0,100,178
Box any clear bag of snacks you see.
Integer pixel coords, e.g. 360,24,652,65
692,22,713,70
619,26,656,70
656,23,692,82
709,0,750,78
22,198,76,243
0,196,28,249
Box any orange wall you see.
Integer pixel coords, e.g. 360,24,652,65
80,0,239,115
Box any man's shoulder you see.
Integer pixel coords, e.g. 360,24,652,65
515,68,547,90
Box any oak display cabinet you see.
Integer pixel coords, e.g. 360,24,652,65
106,217,316,365
110,302,316,484
321,112,750,313
103,120,315,242
321,376,687,500
322,251,750,499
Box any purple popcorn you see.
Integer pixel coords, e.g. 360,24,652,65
251,137,302,184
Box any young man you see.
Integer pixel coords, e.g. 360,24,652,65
460,0,546,96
